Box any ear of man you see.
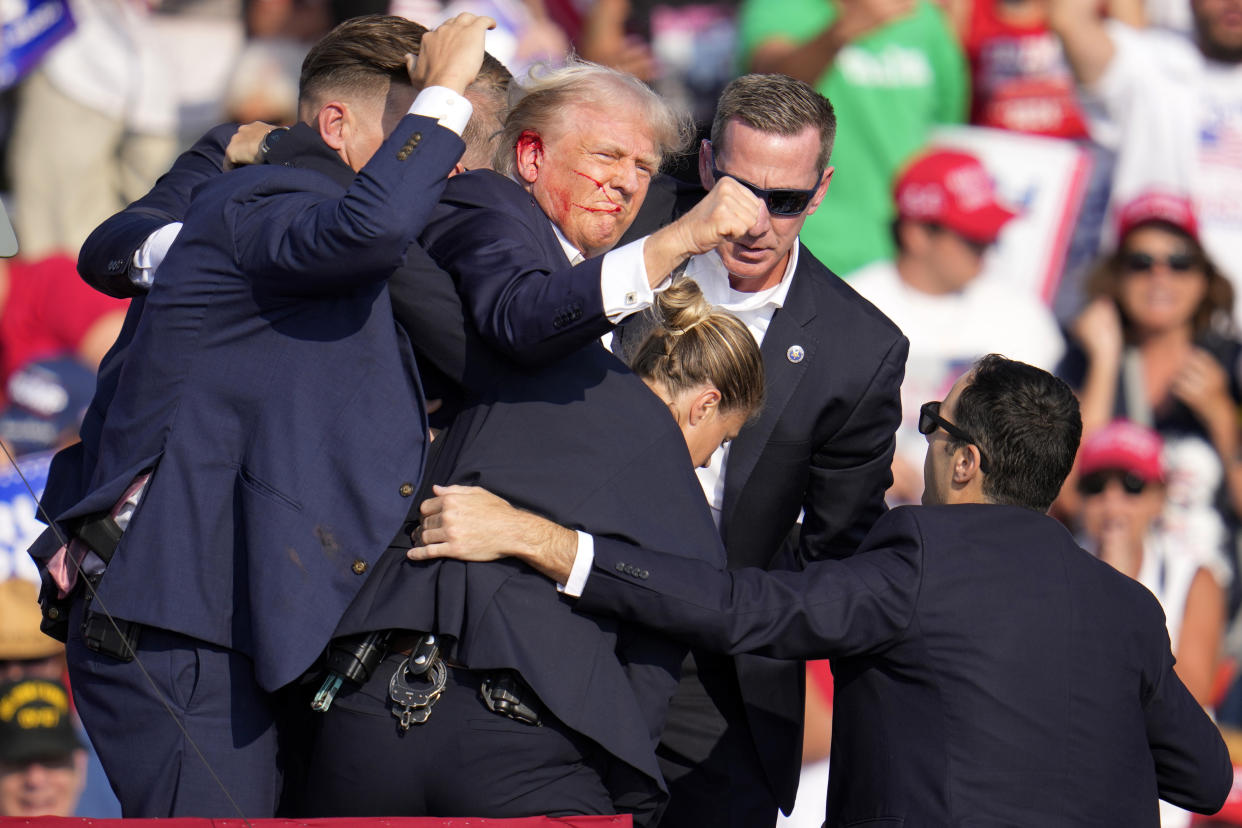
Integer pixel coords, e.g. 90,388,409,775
317,102,349,151
698,138,716,192
516,130,545,184
951,444,983,488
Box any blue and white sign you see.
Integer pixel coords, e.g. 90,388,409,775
1,0,75,90
0,450,51,583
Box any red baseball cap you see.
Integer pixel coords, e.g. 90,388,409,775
894,149,1018,244
1115,190,1199,243
1077,419,1164,483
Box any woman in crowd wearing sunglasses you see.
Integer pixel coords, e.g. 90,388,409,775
1056,191,1239,622
1074,419,1226,828
1074,420,1225,711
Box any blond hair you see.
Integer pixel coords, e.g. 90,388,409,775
494,58,693,176
627,280,765,419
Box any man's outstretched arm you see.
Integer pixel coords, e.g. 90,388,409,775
412,484,921,660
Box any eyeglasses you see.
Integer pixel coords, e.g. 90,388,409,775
1121,250,1200,274
1077,470,1148,496
918,401,990,473
711,166,820,216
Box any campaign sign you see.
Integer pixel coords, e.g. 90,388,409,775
1,0,75,90
0,450,51,583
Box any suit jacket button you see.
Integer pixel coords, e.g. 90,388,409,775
639,569,649,579
399,482,415,497
352,559,367,575
615,562,627,573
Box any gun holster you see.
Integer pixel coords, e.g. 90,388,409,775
63,512,141,662
79,581,141,662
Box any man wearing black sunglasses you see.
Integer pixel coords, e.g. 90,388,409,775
612,72,909,827
414,354,1231,826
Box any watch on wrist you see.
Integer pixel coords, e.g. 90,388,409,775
257,126,290,162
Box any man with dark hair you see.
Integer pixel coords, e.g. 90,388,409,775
935,354,1082,511
605,71,907,827
27,13,494,819
413,354,1232,825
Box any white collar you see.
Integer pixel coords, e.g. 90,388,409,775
550,221,585,264
685,240,800,313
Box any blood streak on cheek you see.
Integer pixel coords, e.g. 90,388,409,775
549,186,573,220
572,170,622,213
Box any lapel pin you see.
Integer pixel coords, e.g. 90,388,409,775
786,345,805,364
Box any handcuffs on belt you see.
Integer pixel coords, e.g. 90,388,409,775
388,633,448,730
314,629,542,729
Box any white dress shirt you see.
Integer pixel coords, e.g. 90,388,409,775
685,245,799,525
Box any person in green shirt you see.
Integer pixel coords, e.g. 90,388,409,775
739,0,969,276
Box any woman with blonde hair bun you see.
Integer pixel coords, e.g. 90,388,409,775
308,281,763,823
626,279,766,466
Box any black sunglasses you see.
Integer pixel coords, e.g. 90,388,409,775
711,166,820,216
1078,470,1148,496
1121,250,1200,274
919,401,990,473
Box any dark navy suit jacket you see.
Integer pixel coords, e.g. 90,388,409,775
723,247,907,809
618,191,908,810
338,345,726,825
421,169,618,366
71,123,493,421
579,504,1233,826
400,171,728,823
40,116,464,692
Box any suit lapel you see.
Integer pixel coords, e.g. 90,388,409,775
721,253,820,537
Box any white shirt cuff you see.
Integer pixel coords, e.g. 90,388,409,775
409,86,473,137
130,222,183,287
557,530,596,598
600,237,667,322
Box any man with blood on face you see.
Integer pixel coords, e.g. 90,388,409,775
420,59,765,366
303,60,770,825
422,72,909,828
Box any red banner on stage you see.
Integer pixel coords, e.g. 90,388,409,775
0,818,631,827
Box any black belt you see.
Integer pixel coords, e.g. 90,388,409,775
315,629,544,728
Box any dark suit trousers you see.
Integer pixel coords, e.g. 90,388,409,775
656,651,781,828
302,652,615,818
66,597,293,818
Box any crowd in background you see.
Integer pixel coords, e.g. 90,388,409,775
1,0,1241,821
